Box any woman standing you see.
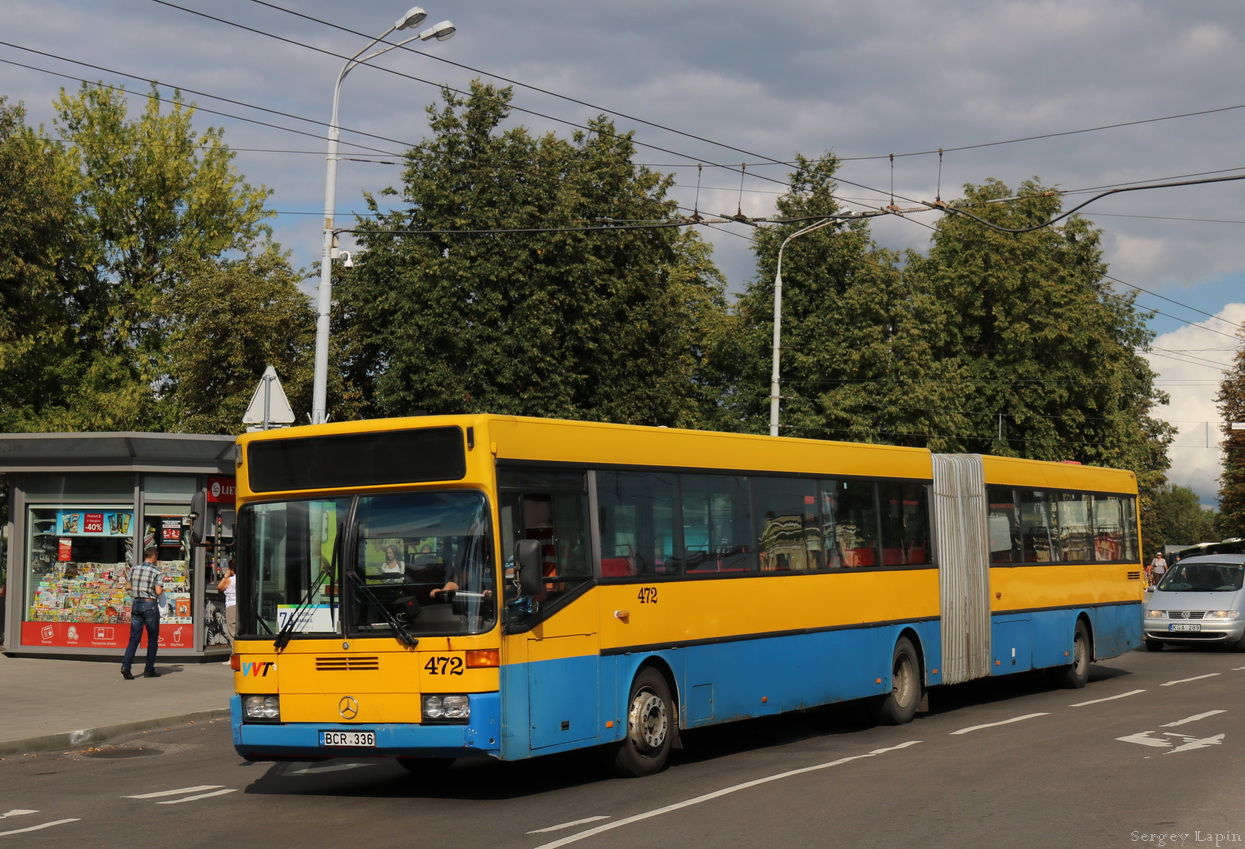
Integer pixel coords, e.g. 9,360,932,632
217,561,237,644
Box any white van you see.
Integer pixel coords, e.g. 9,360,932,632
1143,553,1245,652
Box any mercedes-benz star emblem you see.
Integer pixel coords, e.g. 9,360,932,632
338,696,359,720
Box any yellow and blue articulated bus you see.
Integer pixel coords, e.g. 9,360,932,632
230,415,1144,776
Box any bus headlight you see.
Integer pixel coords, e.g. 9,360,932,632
243,695,281,721
422,694,469,723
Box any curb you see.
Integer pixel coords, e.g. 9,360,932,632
0,708,231,758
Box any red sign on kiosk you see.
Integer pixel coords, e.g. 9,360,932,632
21,621,192,650
207,476,236,503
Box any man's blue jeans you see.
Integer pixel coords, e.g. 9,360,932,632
121,599,160,673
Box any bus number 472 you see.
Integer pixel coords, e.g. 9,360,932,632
424,656,464,675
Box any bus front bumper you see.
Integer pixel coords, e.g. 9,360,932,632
230,693,502,761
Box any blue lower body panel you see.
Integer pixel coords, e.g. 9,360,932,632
231,692,502,761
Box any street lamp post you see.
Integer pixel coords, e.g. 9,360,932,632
311,7,456,425
769,217,841,436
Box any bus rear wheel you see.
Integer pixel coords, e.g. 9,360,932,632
1054,621,1091,689
606,668,674,777
875,637,922,726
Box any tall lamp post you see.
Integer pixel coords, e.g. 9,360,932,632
769,217,841,436
311,6,456,425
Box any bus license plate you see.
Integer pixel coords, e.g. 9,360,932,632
1169,623,1201,632
320,730,376,747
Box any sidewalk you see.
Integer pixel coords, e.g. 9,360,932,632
0,650,234,758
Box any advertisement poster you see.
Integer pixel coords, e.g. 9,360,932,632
20,621,194,650
56,510,133,537
161,517,182,545
57,538,73,562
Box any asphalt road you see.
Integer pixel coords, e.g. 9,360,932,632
3,646,1244,849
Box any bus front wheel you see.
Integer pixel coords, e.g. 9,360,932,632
606,668,674,777
875,637,922,726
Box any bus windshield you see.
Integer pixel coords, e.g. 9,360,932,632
238,491,497,640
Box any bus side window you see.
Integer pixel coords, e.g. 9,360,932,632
596,471,678,578
499,480,591,614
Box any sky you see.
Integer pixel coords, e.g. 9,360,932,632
4,0,1244,508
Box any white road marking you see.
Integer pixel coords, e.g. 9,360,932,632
1070,689,1145,707
1118,710,1227,754
529,741,922,849
527,816,611,834
0,819,80,837
1117,731,1172,748
1167,733,1225,754
1160,673,1220,686
0,812,37,820
950,713,1049,735
156,789,238,805
1161,710,1226,728
124,785,225,799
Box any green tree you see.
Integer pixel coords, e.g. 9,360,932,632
52,83,274,426
1217,331,1245,536
0,98,90,431
158,244,315,433
337,80,728,427
1149,483,1217,551
730,154,962,442
905,179,1174,509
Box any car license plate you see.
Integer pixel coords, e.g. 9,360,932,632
1169,623,1201,632
320,730,376,747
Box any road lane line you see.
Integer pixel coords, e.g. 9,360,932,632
0,812,37,820
124,785,225,799
156,789,238,805
1160,673,1220,686
529,741,922,849
0,819,80,837
528,816,611,834
1160,710,1226,728
1070,689,1145,707
950,713,1049,735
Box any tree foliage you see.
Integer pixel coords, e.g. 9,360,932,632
336,80,728,427
1217,331,1245,536
730,154,960,442
0,86,308,436
1149,483,1218,550
904,180,1174,524
158,245,314,433
0,98,89,432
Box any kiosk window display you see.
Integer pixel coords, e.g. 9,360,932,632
1,433,237,659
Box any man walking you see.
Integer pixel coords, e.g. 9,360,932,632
121,547,164,679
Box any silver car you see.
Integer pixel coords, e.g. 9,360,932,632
1143,553,1245,651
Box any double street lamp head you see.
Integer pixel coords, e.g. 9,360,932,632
397,7,455,41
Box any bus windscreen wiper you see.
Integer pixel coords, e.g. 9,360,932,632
274,524,341,652
346,569,420,649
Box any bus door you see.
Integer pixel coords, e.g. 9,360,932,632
932,454,992,684
498,470,598,751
